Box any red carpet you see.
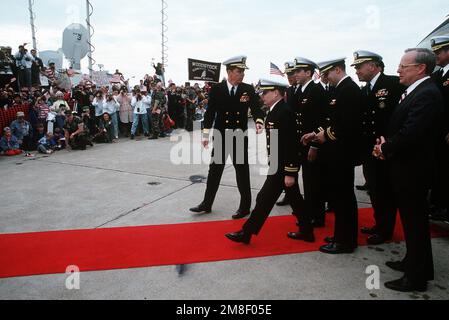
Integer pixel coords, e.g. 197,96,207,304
0,208,448,279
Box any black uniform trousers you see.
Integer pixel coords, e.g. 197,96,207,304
391,165,434,282
301,153,326,225
321,151,359,248
242,172,309,236
363,155,397,239
203,134,251,211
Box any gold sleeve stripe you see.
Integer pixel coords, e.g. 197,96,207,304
327,127,337,141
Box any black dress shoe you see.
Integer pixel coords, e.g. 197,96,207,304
385,276,427,292
319,242,355,254
189,204,212,213
276,196,289,206
366,234,387,245
385,261,405,272
361,226,377,235
225,231,251,244
232,209,251,220
324,236,335,243
287,231,315,243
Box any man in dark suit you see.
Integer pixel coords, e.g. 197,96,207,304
190,56,265,219
226,79,314,244
374,48,443,292
292,57,327,229
352,50,405,245
429,36,449,222
302,58,362,254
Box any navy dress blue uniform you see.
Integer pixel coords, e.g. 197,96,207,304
382,77,444,286
429,37,449,218
285,62,302,110
352,51,406,241
226,79,313,244
360,74,404,240
315,59,363,252
297,81,328,226
197,56,264,215
293,57,328,227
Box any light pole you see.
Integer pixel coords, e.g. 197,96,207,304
28,0,37,50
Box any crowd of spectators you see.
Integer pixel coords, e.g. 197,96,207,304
0,44,213,157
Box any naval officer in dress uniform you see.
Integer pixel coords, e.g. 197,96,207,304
190,56,265,219
292,57,328,228
302,58,362,254
276,61,299,207
351,50,404,245
226,79,314,244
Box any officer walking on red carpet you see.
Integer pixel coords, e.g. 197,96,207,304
226,79,314,245
190,56,265,219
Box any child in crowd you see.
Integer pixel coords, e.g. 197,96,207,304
37,132,57,154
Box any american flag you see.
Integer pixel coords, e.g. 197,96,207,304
270,62,285,77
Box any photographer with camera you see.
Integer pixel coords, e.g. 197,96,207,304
13,45,34,92
130,89,150,139
92,90,107,125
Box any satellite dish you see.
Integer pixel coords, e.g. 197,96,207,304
39,49,64,69
62,23,89,70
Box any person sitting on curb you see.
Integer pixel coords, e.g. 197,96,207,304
0,127,23,156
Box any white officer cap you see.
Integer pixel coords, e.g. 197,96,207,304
431,36,449,52
223,55,249,69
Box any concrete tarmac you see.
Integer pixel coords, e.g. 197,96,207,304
1,126,448,300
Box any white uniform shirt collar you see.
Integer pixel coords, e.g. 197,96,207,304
370,72,381,89
227,81,239,94
406,76,430,95
301,79,314,93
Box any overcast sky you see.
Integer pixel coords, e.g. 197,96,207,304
1,0,448,86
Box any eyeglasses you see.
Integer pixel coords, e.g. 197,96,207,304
398,63,422,70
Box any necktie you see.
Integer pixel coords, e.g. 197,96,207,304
325,84,329,92
366,83,372,96
231,86,235,97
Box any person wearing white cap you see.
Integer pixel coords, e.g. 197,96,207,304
226,79,314,244
190,55,265,219
351,50,404,245
302,57,362,254
428,36,449,222
291,57,328,229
